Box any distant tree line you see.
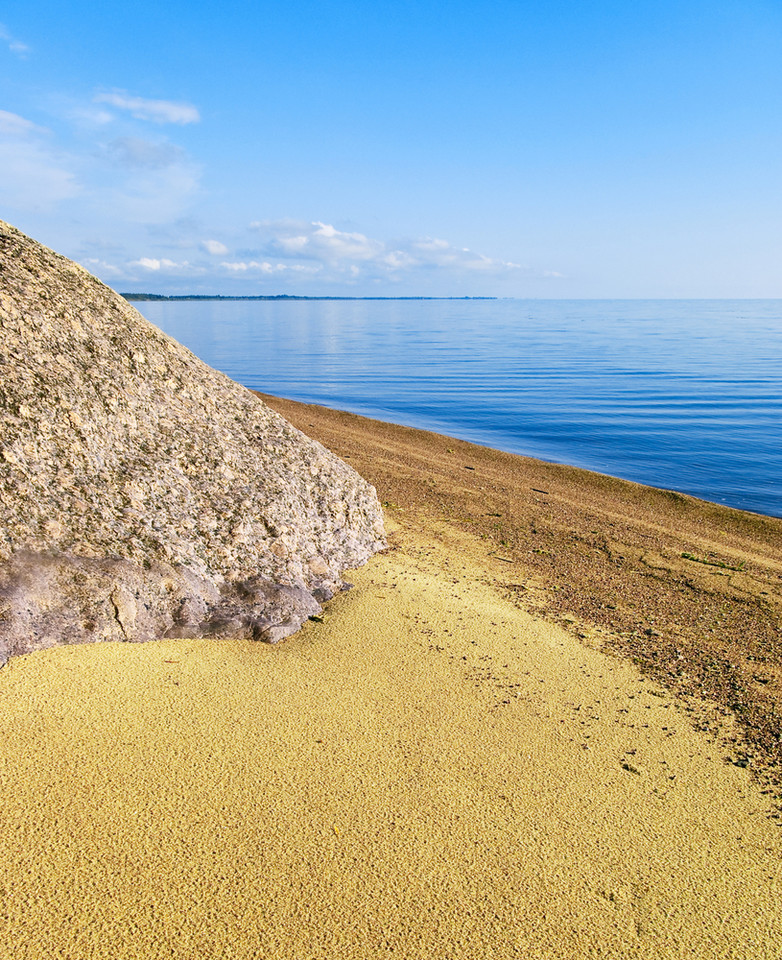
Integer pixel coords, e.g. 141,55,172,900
120,293,496,302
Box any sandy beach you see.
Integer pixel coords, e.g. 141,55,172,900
2,395,781,959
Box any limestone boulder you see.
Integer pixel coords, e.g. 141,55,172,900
0,220,386,664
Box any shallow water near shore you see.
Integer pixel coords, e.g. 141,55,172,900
140,298,782,518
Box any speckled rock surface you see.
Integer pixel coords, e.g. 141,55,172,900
0,220,385,664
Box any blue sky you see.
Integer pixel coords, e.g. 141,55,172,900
2,0,781,297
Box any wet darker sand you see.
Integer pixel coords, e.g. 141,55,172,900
258,392,782,790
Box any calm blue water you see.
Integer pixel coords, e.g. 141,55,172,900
139,299,782,519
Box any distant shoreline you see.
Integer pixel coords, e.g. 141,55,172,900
121,293,497,302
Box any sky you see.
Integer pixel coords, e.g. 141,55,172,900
1,0,781,298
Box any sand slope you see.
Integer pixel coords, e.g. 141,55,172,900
1,515,780,959
257,393,782,779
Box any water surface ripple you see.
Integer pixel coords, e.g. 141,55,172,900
140,299,782,518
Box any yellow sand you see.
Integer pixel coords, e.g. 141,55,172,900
1,517,780,960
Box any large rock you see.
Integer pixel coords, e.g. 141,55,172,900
0,221,386,664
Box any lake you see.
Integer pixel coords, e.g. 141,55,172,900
138,299,782,519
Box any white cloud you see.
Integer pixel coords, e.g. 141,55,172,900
66,104,116,127
105,137,186,169
0,110,79,210
0,23,29,57
402,236,524,272
82,257,124,277
0,109,39,136
0,105,199,224
221,260,321,275
201,239,228,256
94,91,200,125
248,219,530,279
251,220,383,262
129,257,191,272
102,160,201,226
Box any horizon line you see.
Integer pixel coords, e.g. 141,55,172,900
121,293,782,303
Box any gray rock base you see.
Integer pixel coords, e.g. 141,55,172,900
0,220,386,664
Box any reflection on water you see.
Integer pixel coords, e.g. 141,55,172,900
139,299,782,518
